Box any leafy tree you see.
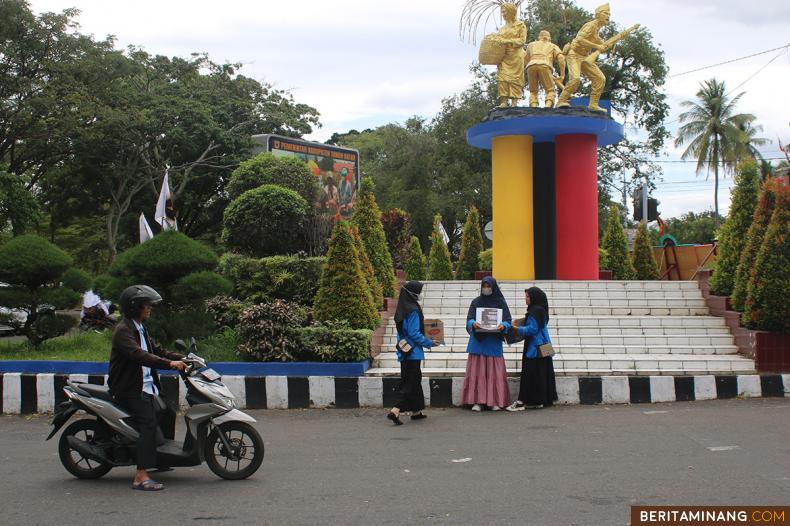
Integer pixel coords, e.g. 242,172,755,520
427,215,455,280
226,153,317,203
709,160,760,296
661,211,719,245
0,171,40,235
456,206,484,279
313,221,379,330
351,178,397,297
222,185,309,257
675,78,757,225
731,179,780,311
478,248,493,271
350,226,384,310
631,221,659,280
601,206,635,279
404,236,427,281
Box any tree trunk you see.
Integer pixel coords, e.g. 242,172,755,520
713,138,720,228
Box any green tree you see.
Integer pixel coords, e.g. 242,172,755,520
601,206,635,279
405,236,428,281
675,78,757,225
226,153,317,203
0,171,41,235
427,215,454,280
380,208,413,269
709,160,760,296
731,179,780,311
479,248,493,271
631,221,659,280
456,206,484,279
350,226,384,310
742,185,789,332
313,221,379,330
661,211,719,245
351,178,397,297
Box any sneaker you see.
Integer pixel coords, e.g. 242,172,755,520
490,406,502,411
525,404,545,410
471,404,482,412
505,402,525,412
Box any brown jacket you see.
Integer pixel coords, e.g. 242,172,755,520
108,318,183,399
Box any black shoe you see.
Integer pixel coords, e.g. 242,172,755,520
387,412,403,426
149,467,174,473
411,413,427,421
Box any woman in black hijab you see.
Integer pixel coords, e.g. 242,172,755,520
387,281,438,425
506,286,557,410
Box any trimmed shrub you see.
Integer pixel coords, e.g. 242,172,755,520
478,248,493,271
742,185,789,331
236,300,310,362
405,236,427,280
218,253,326,305
632,221,660,280
222,184,309,257
314,221,379,330
731,179,780,311
351,177,397,297
351,226,384,310
381,208,412,269
226,153,318,203
710,160,760,296
427,215,454,280
205,295,249,330
601,206,635,280
30,313,78,343
171,271,233,306
61,268,93,293
456,206,483,280
294,320,372,362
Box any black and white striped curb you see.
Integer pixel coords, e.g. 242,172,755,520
1,373,788,414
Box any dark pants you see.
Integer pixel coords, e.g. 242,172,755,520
518,356,558,406
394,360,425,412
116,393,161,470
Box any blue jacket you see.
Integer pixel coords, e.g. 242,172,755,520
396,310,433,361
517,315,552,359
465,319,512,358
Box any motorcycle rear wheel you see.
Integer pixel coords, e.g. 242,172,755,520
205,421,264,480
58,419,113,479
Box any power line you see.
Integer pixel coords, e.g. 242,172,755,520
668,43,790,78
726,49,787,95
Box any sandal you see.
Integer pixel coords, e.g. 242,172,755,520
386,412,403,426
132,479,164,491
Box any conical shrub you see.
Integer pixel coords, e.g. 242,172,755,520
405,236,427,281
601,206,635,280
351,178,397,297
455,206,483,280
427,215,454,280
350,225,384,310
314,221,380,330
632,221,659,280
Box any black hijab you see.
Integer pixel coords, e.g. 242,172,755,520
526,286,550,328
467,276,512,322
394,281,424,334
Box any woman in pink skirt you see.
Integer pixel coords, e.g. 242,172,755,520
461,276,512,411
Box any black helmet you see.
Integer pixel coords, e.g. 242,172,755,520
119,285,162,318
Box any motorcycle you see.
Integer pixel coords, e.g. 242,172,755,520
46,340,263,480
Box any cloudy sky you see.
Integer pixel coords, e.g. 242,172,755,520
29,0,790,218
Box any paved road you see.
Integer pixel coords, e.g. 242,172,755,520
1,399,788,525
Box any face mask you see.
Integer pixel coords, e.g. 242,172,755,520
407,289,422,302
482,287,493,296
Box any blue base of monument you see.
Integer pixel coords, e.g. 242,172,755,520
467,105,624,149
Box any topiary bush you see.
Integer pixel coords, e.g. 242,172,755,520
632,221,659,280
351,226,384,310
710,160,760,296
455,206,483,280
205,295,249,330
351,177,397,297
222,184,309,257
731,179,780,312
61,268,93,293
427,215,454,280
314,221,379,330
478,248,493,271
405,236,427,280
293,320,372,362
381,208,412,269
600,206,635,280
218,253,326,305
226,153,318,204
171,271,233,306
236,300,310,361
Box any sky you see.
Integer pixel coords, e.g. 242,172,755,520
29,0,790,219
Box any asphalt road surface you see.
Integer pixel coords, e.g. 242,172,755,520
1,398,788,525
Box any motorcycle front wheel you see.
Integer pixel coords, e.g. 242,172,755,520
58,419,113,479
205,421,264,480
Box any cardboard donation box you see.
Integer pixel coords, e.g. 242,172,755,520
424,319,445,345
475,308,503,333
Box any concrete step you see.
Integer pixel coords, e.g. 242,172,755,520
420,280,701,290
421,306,710,316
385,315,728,330
383,334,734,346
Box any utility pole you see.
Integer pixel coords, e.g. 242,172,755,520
641,182,649,223
621,168,628,226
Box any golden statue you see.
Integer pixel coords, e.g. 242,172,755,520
555,3,639,112
525,30,565,108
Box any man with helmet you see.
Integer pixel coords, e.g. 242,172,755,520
109,285,187,491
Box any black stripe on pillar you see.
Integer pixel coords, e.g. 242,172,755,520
245,377,267,409
382,378,401,408
533,142,556,280
54,374,69,407
0,373,3,413
578,377,602,405
334,377,359,408
760,375,784,398
715,376,737,399
21,374,37,414
629,377,651,404
429,378,453,407
287,377,310,409
159,375,179,408
88,374,105,385
674,376,696,402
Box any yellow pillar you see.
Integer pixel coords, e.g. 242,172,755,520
491,135,534,280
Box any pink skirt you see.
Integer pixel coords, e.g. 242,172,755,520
461,354,511,408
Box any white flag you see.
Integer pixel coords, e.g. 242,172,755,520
155,170,178,231
438,222,450,244
139,212,154,244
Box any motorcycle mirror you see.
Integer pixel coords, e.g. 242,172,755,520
174,340,187,352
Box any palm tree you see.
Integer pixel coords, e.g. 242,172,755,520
674,78,757,226
733,116,770,163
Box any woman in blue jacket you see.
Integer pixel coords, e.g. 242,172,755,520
506,286,557,410
387,281,438,425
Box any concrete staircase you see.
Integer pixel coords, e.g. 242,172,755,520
366,280,757,377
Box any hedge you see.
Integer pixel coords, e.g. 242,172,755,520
293,322,372,362
226,152,318,204
478,248,493,271
405,236,427,281
632,221,659,280
236,300,310,362
601,206,635,280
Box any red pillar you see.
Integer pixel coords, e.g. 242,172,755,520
555,134,599,280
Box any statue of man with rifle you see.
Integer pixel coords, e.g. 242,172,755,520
555,3,639,112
